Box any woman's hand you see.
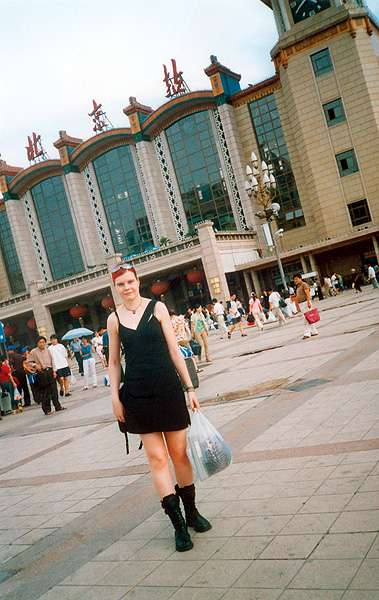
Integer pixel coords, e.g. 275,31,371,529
188,390,200,412
112,398,125,422
307,300,312,309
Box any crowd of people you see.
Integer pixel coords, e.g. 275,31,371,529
0,326,110,419
1,263,378,422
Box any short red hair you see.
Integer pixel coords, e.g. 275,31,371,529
111,264,138,283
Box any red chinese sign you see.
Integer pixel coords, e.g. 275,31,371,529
88,99,110,133
163,59,188,98
25,132,46,163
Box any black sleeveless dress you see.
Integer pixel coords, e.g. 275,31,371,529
117,300,190,434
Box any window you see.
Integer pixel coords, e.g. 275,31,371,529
311,48,333,77
165,111,236,231
323,98,345,126
93,145,154,257
336,149,359,177
249,94,305,231
0,210,25,294
348,199,372,227
31,176,84,280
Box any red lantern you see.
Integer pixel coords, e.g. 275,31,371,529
27,318,37,331
151,280,170,296
69,305,87,319
186,270,204,284
4,324,16,337
101,296,115,310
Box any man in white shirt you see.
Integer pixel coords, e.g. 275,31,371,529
49,335,72,397
268,288,286,326
227,294,247,339
368,265,378,289
212,298,227,339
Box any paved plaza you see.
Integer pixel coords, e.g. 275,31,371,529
0,288,379,599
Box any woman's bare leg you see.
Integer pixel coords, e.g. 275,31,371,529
140,432,175,499
165,429,193,487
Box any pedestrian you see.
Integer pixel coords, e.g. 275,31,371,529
323,276,334,297
92,329,107,368
190,305,212,363
268,288,286,326
170,310,191,350
80,337,97,390
100,326,109,366
248,292,264,331
49,334,72,397
367,264,378,289
9,349,31,406
70,337,84,376
29,337,65,416
293,273,319,339
352,270,364,293
212,298,227,339
227,293,247,339
107,262,211,552
331,273,339,294
23,349,39,404
0,355,20,412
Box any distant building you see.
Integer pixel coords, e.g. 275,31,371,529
0,0,378,341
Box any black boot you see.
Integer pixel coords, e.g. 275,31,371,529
161,493,193,552
175,483,212,533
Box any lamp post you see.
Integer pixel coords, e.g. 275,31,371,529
245,152,288,292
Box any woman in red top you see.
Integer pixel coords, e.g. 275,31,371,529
0,356,18,411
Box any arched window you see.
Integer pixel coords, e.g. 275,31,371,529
0,209,25,294
165,111,236,231
93,145,153,257
31,176,84,280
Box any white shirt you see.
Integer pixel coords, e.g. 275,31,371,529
228,300,239,316
368,266,376,279
49,343,69,370
213,302,224,316
269,291,281,308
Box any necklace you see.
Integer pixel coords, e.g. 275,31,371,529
124,298,143,315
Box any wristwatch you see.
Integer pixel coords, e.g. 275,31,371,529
184,385,195,392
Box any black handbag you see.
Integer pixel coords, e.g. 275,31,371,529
247,314,254,323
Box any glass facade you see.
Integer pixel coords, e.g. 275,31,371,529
249,94,305,230
31,176,84,280
93,145,153,257
0,210,25,294
165,111,236,231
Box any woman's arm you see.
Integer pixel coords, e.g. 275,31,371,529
107,312,125,422
156,302,199,410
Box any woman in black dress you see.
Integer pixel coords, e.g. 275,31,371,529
108,263,211,552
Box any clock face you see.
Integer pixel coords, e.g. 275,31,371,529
289,0,331,24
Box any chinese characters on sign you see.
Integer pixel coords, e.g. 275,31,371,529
163,59,189,98
88,99,113,133
25,132,48,163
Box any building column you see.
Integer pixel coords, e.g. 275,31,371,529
133,142,176,242
309,254,318,274
372,236,379,263
243,271,253,296
30,281,55,339
197,221,230,302
105,253,123,305
0,249,11,299
63,171,105,268
5,198,41,285
300,255,308,274
250,269,262,296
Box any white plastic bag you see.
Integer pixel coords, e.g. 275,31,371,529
13,387,22,402
70,374,77,385
187,411,232,481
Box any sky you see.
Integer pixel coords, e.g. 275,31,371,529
1,0,378,168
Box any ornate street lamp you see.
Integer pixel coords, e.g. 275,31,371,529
245,152,288,291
